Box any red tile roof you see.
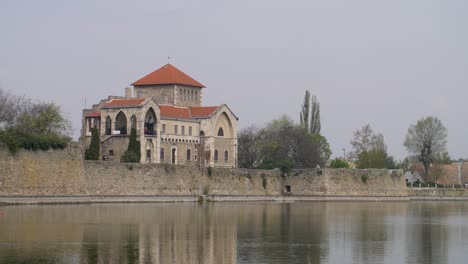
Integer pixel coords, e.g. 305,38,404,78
160,105,191,119
86,112,100,117
102,98,146,108
190,106,219,118
159,105,219,120
132,64,205,88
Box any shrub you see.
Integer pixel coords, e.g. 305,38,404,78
85,127,99,160
330,158,349,168
258,159,294,176
121,150,139,163
361,174,369,184
0,131,20,154
0,130,68,154
121,128,140,163
207,166,213,177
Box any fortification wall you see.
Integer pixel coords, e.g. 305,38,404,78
0,146,406,197
283,168,406,196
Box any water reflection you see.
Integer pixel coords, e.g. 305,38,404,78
0,202,468,263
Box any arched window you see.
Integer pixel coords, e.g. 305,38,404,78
144,108,156,135
214,150,219,161
217,127,224,137
115,112,127,135
224,150,229,161
130,115,137,130
187,149,191,161
105,116,111,135
160,148,165,161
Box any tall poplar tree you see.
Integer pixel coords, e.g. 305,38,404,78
310,95,321,135
300,90,310,132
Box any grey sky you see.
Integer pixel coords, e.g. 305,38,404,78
1,0,467,160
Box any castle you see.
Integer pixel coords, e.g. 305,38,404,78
80,64,238,168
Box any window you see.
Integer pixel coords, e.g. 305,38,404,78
160,148,165,161
115,111,127,135
214,150,219,161
187,149,191,161
181,126,185,136
217,127,224,137
194,154,197,161
130,115,137,130
189,126,192,136
162,124,166,133
109,150,114,156
144,108,156,135
105,116,111,135
224,150,229,161
174,125,178,135
88,119,92,132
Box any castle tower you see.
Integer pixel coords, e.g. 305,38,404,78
132,64,205,107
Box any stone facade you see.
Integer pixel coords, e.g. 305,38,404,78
80,64,238,168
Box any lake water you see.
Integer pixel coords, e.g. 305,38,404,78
0,201,467,264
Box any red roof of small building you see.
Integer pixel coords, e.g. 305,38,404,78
102,98,146,108
86,112,101,117
159,105,219,120
132,64,205,88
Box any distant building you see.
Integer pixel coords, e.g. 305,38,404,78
407,162,468,185
80,64,238,167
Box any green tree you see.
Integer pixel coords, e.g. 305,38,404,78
310,95,321,135
121,127,141,163
350,124,392,169
300,90,310,132
403,116,448,178
257,116,330,169
85,127,100,160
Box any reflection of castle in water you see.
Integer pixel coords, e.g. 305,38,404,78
81,224,237,264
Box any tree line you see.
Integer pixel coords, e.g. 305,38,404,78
238,90,452,179
0,88,70,153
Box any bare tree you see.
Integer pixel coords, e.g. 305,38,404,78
350,124,390,169
404,116,448,179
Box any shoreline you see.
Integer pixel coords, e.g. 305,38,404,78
1,195,468,205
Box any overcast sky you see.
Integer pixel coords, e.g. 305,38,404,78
1,0,467,160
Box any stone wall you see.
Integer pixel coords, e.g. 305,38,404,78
408,188,468,197
283,168,407,197
0,146,406,197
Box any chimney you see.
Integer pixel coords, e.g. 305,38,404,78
125,87,132,98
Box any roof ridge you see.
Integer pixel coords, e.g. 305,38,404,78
132,64,205,87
